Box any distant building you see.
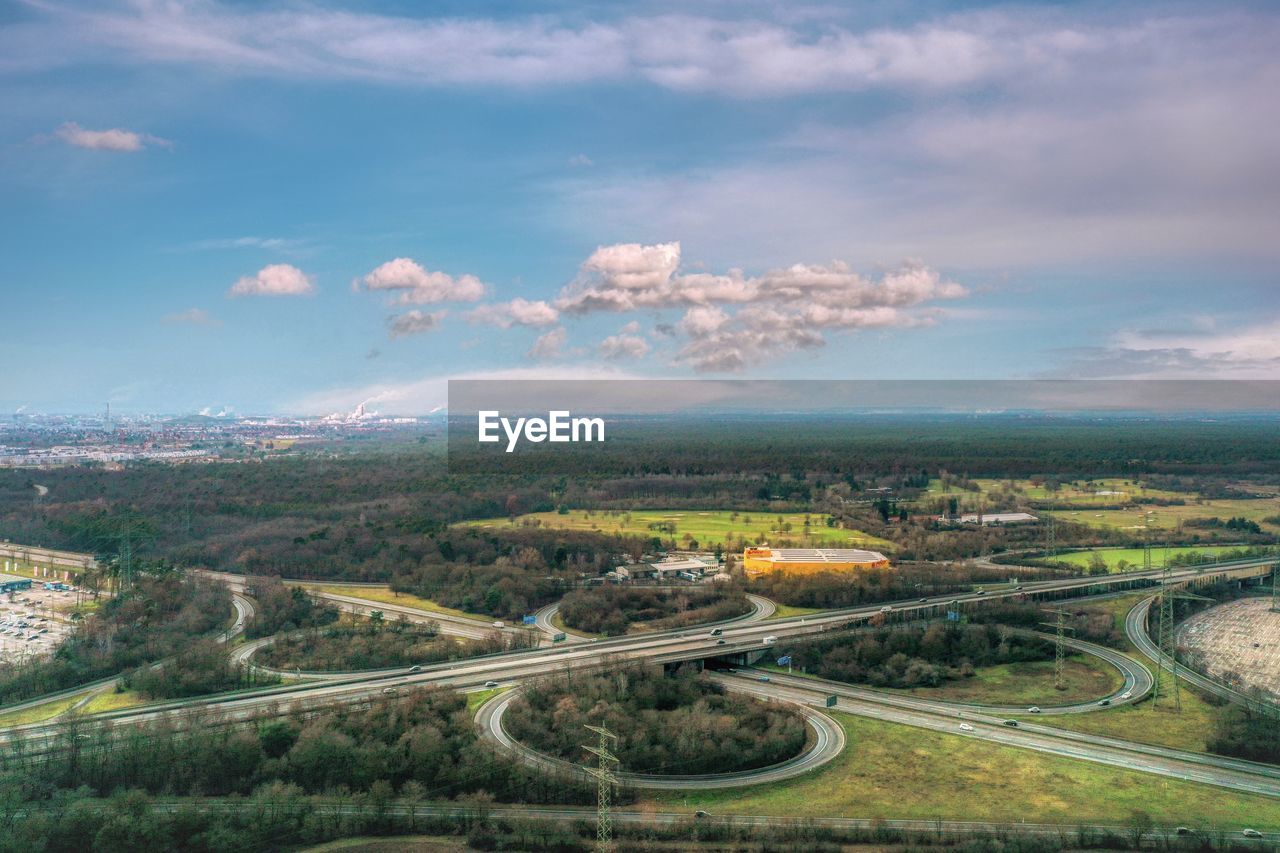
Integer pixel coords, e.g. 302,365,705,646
742,547,890,576
942,511,1039,526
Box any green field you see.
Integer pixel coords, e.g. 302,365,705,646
459,509,894,550
657,712,1280,828
1028,686,1218,753
299,584,492,623
1046,545,1272,572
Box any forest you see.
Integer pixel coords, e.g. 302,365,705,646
781,621,1056,688
504,664,807,774
257,619,533,671
0,569,231,704
557,584,751,635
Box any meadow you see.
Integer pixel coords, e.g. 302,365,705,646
660,711,1280,828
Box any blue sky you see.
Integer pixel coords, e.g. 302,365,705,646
2,1,1277,414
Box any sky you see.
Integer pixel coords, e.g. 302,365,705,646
1,0,1277,415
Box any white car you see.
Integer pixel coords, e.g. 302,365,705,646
1120,691,1132,700
1028,706,1041,713
959,723,974,732
1242,829,1263,839
484,680,500,688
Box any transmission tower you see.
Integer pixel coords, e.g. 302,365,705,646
1045,515,1056,558
1040,607,1074,691
1152,569,1212,712
584,724,619,852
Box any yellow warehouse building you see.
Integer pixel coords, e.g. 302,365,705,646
742,546,891,576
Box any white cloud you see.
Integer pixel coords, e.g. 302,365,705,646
11,4,1140,98
599,332,650,361
568,153,594,167
357,257,486,304
553,242,964,371
54,121,169,151
466,297,560,328
387,309,446,339
528,327,568,360
1055,317,1280,379
162,307,217,326
228,264,315,297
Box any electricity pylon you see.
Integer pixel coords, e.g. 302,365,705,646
1040,607,1075,690
1044,515,1056,558
1152,567,1212,712
584,724,619,852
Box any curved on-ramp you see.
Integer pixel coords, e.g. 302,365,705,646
476,682,844,790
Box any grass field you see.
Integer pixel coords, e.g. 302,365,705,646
767,656,1120,707
1047,498,1280,532
80,689,146,715
0,693,82,727
923,478,1187,508
767,604,824,620
654,712,1280,828
459,509,894,550
1047,545,1270,572
465,687,505,713
299,584,492,623
1027,687,1218,753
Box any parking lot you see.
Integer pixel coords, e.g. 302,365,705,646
0,584,79,664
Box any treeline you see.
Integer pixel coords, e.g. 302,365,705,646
257,620,533,672
558,585,751,636
0,570,231,704
782,622,1054,688
387,528,637,619
2,688,598,806
1208,704,1280,764
121,638,277,699
244,575,339,638
747,563,1013,610
505,664,806,775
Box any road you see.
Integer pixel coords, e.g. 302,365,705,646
476,684,845,789
1125,594,1260,707
4,556,1275,798
726,669,1280,793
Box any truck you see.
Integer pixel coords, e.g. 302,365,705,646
762,635,777,645
492,621,505,629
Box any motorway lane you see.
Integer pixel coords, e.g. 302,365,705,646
715,673,1280,798
13,555,1275,729
476,684,845,790
1125,595,1259,708
733,668,1280,782
6,557,1276,793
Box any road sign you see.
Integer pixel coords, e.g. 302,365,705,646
522,615,537,625
825,695,838,708
552,632,567,643
946,610,960,621
776,655,791,666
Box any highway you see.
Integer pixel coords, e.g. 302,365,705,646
476,684,845,789
3,555,1275,799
